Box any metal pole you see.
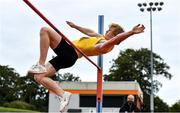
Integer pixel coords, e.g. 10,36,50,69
150,8,154,113
96,15,104,113
137,2,164,112
98,15,104,68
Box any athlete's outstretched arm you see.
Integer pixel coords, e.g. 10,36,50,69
95,24,145,53
66,21,102,37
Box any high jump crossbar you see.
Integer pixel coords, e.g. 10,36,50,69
23,0,101,70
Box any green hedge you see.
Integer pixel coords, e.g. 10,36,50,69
3,100,36,110
0,106,38,112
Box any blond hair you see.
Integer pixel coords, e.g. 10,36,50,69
109,23,124,36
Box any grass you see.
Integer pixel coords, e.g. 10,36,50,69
0,106,39,112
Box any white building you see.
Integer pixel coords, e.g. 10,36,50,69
49,81,143,113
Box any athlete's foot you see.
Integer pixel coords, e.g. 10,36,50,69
28,63,47,74
59,92,72,112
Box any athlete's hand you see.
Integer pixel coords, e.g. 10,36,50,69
132,24,145,34
66,21,76,28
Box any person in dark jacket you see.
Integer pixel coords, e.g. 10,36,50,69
119,95,140,113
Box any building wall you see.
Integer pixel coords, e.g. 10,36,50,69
49,93,122,113
48,81,143,113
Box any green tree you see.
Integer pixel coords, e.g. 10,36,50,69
170,100,180,112
56,72,81,82
154,96,169,112
104,48,172,111
0,65,20,103
17,76,48,111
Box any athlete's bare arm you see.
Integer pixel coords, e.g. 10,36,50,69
95,24,145,53
66,21,102,37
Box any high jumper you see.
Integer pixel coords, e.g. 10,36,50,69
23,0,145,112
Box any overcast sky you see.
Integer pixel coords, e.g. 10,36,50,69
0,0,180,106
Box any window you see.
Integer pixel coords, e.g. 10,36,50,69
80,94,126,107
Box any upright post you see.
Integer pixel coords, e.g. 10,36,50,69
98,15,104,68
137,2,164,113
96,15,104,113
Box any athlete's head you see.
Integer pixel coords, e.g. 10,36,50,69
104,23,124,44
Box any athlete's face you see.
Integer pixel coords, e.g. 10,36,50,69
104,28,115,40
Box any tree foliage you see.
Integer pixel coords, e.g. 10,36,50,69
170,100,180,112
104,48,172,111
154,96,169,112
0,65,20,102
17,76,48,111
55,72,81,82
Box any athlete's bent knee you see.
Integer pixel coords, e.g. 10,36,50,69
34,74,43,83
40,27,49,35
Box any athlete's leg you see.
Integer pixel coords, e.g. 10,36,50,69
34,63,64,95
38,27,63,65
33,63,72,112
28,27,63,73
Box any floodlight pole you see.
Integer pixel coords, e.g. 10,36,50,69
137,2,164,113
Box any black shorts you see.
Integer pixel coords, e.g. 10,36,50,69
49,38,78,71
